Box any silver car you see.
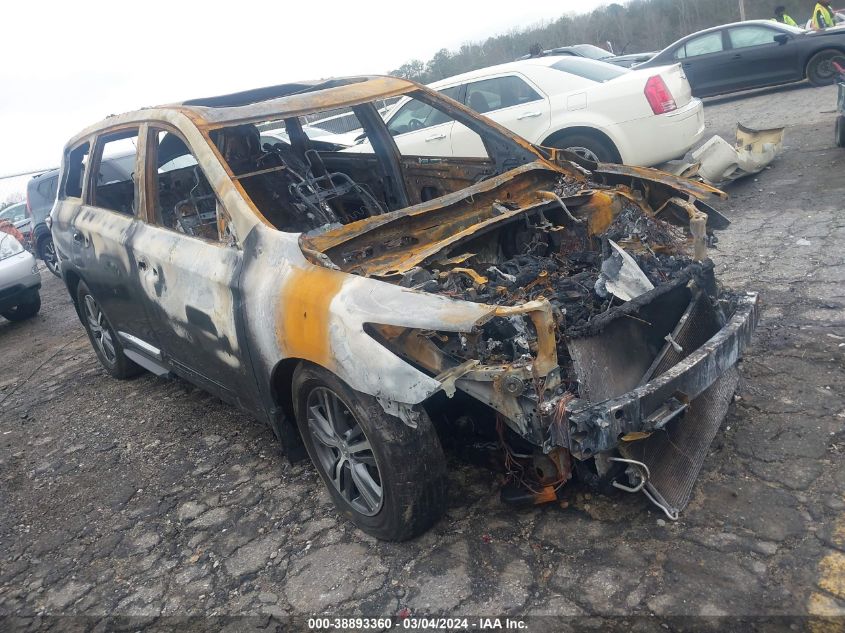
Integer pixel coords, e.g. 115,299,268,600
0,233,41,321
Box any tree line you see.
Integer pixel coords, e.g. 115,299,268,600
389,0,812,83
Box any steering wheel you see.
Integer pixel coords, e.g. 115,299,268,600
407,118,425,131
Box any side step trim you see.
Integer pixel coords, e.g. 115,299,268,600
117,331,163,360
124,349,171,377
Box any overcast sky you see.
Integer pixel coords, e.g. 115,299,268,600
0,0,606,200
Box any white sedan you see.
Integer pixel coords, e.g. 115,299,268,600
356,56,705,166
0,233,41,322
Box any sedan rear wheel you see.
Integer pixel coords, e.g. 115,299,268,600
547,132,619,164
292,363,447,541
807,49,845,87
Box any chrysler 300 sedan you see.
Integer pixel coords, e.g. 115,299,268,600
52,76,757,540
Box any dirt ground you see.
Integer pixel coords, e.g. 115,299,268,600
1,82,844,631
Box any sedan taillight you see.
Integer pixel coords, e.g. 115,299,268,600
644,76,677,115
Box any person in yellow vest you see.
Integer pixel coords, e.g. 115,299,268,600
772,5,798,25
812,0,836,29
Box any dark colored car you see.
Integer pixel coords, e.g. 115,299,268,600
636,20,845,97
27,153,135,277
26,170,61,276
518,44,657,68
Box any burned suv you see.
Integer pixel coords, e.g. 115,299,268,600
53,77,757,540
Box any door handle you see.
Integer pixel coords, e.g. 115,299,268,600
732,53,742,59
517,111,542,120
425,133,447,142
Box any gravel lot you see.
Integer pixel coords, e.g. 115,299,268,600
1,82,843,630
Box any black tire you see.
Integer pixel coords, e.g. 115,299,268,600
546,131,619,164
1,292,41,322
76,281,143,379
806,49,845,87
836,115,845,148
37,236,61,278
292,363,447,541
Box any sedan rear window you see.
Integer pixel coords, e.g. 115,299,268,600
550,57,628,82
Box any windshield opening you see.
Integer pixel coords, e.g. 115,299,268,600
210,89,538,234
570,44,614,60
0,232,24,260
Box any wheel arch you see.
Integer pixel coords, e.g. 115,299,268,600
803,46,845,78
62,268,84,320
268,357,308,461
540,125,623,163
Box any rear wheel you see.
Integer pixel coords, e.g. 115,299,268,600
806,49,845,87
76,281,143,379
546,132,619,164
37,236,61,278
1,292,41,322
292,363,447,541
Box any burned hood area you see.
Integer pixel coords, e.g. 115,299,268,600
302,158,757,518
183,80,755,518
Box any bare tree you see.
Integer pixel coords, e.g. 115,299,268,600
387,0,788,81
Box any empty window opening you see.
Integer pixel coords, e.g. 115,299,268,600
90,129,138,216
152,129,223,242
63,142,90,199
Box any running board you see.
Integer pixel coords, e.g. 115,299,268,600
123,349,171,377
117,332,171,377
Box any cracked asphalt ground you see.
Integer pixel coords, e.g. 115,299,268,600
1,83,844,631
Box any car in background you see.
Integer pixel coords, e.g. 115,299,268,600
26,169,61,276
0,201,33,249
27,152,135,277
519,44,658,68
0,233,41,322
359,56,704,165
636,20,845,97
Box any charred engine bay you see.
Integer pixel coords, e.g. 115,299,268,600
393,181,712,374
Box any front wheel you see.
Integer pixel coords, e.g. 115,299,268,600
37,237,61,278
806,49,845,87
292,363,447,541
2,292,41,321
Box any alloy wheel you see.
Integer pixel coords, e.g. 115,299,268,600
43,240,60,276
83,295,117,365
305,386,383,516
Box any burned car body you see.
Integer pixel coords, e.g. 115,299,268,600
53,76,757,539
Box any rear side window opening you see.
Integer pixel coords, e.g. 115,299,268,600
89,128,139,216
62,142,90,199
550,57,629,82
